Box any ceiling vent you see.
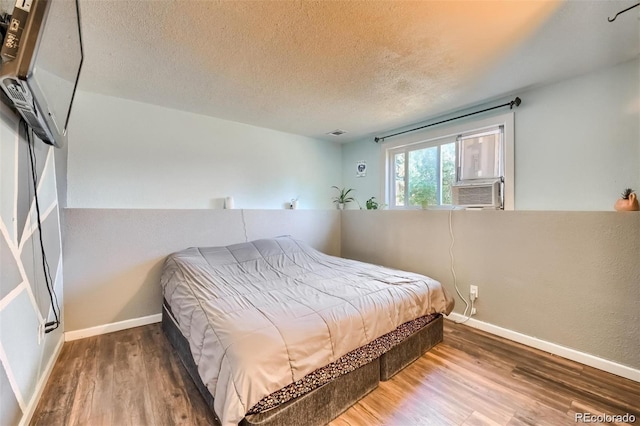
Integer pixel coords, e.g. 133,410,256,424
327,129,347,136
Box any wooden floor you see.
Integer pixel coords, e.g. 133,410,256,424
32,320,640,426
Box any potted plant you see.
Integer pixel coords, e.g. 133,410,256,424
366,197,380,210
331,186,355,210
615,188,639,211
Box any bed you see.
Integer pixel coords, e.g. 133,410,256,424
161,236,454,425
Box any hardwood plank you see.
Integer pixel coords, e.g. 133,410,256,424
425,344,546,413
329,402,380,426
462,411,502,426
32,319,640,426
511,366,640,417
416,353,517,423
111,328,156,426
576,364,640,407
386,375,463,424
140,325,186,426
140,324,218,425
31,341,84,425
67,337,98,425
444,324,583,378
85,331,117,426
507,401,578,426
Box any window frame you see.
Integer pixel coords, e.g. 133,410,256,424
381,112,515,210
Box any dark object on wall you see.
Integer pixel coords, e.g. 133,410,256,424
0,0,83,148
608,2,640,22
374,97,521,143
24,123,60,332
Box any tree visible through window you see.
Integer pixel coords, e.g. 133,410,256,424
389,140,457,208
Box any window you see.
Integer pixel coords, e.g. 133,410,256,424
389,138,457,208
384,113,514,210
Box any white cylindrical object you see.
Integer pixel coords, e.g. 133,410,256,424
225,196,234,209
292,200,298,209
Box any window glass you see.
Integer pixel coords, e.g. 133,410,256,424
408,146,438,207
394,152,405,206
459,132,501,180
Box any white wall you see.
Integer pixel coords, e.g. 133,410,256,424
516,58,639,210
0,103,64,425
341,138,382,208
342,58,640,211
67,92,342,209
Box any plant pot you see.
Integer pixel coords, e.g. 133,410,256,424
615,192,639,211
337,203,345,210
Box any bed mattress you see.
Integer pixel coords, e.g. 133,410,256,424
161,237,454,425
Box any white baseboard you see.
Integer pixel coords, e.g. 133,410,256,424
19,336,64,426
446,313,640,383
65,313,162,342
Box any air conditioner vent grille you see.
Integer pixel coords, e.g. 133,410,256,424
457,185,493,205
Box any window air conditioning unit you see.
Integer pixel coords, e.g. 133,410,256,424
452,179,502,209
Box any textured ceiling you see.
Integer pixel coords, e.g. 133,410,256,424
67,1,640,142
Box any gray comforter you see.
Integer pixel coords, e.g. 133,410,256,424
161,237,454,425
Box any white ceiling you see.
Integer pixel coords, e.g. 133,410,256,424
70,1,639,142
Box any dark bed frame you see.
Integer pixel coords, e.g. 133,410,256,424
162,302,443,426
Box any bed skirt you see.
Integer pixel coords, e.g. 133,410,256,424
162,302,443,425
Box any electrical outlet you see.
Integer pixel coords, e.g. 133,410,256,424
470,285,479,301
